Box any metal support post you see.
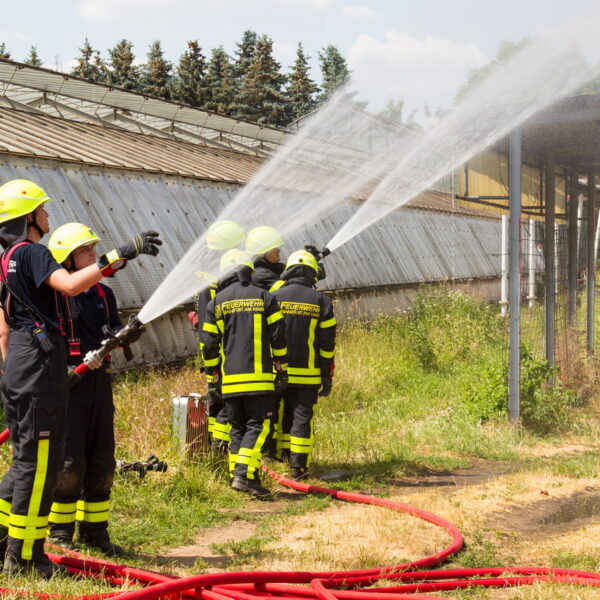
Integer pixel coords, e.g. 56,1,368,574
508,129,522,425
587,173,596,352
567,171,578,324
501,215,509,316
527,219,536,307
545,159,556,367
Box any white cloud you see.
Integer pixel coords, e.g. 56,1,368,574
76,0,176,21
347,31,487,112
339,5,378,19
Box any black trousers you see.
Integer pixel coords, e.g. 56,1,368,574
282,387,318,469
50,363,115,539
0,330,68,561
226,394,269,480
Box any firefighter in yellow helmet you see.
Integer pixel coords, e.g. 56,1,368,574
273,250,336,480
46,223,148,556
0,180,161,577
200,249,288,497
188,220,245,450
245,226,285,293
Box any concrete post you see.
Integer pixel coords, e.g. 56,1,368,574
508,130,522,425
567,171,578,324
587,173,596,353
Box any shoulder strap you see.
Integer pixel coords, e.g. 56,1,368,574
95,283,110,323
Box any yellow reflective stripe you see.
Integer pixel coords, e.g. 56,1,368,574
253,313,262,374
308,318,317,368
272,347,287,357
10,514,48,528
21,438,49,560
0,498,10,528
267,311,283,325
319,348,335,359
208,416,216,434
288,367,320,375
9,525,46,541
228,453,237,474
222,373,274,383
289,376,322,385
48,512,76,524
279,433,291,450
216,319,224,333
210,287,217,299
269,280,285,293
77,500,110,513
204,357,220,367
202,322,219,334
222,383,274,394
320,318,336,329
77,510,109,523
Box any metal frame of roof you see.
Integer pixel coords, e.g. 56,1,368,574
0,59,290,157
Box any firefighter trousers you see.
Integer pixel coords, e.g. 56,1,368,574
281,387,318,469
226,395,269,481
0,329,68,561
49,364,115,541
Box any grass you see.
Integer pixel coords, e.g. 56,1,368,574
3,286,600,597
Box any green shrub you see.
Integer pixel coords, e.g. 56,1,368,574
464,346,578,434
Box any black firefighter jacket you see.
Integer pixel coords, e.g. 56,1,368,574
201,271,289,398
274,276,336,387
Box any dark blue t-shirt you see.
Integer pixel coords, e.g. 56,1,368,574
69,283,122,364
3,242,63,332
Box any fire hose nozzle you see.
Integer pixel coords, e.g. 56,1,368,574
320,247,331,258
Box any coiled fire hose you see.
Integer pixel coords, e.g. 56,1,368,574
0,448,598,599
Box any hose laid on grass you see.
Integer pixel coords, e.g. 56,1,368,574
1,433,600,598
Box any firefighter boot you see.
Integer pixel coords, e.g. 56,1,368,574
291,467,308,481
80,529,124,557
48,523,77,551
231,476,271,498
3,552,67,579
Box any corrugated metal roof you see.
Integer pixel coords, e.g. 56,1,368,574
0,59,289,146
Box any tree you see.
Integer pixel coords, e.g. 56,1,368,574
454,39,530,103
141,40,172,99
318,44,350,101
71,38,106,82
171,40,206,106
287,43,318,121
236,35,289,127
25,46,42,67
204,46,235,114
378,97,404,125
233,29,258,92
106,39,139,91
0,43,10,59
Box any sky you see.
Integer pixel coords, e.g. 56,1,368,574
2,0,598,118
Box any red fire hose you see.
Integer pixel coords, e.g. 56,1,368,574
0,440,599,597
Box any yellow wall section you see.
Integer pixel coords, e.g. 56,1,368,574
458,150,566,218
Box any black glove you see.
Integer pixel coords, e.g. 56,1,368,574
207,369,222,402
118,231,162,260
319,377,332,397
274,370,289,394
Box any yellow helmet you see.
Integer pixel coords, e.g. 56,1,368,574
0,179,51,224
219,249,255,273
286,250,319,275
48,222,101,264
245,226,284,255
206,220,245,250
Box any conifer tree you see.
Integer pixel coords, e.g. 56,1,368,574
25,46,42,67
287,43,318,121
233,29,258,92
71,38,105,82
141,40,172,99
0,43,10,59
171,40,206,106
204,46,235,114
107,39,139,90
318,44,350,101
236,35,289,127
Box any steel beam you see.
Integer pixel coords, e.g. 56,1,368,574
587,173,596,352
544,157,556,367
567,170,578,324
508,129,522,425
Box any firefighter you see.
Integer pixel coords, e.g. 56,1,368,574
46,222,156,556
273,250,336,480
0,179,160,577
200,249,288,498
188,220,245,450
246,226,286,292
